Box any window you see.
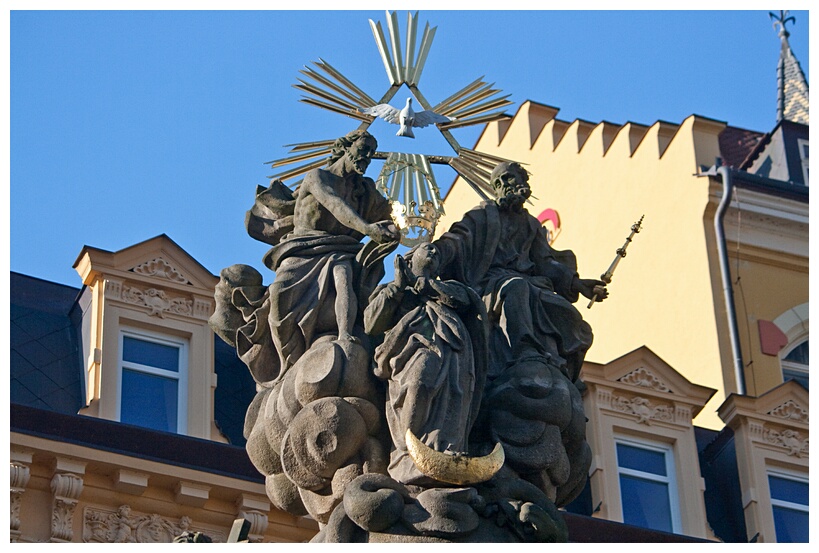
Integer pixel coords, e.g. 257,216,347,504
781,339,808,390
118,329,188,433
615,439,681,533
797,139,808,186
768,471,809,543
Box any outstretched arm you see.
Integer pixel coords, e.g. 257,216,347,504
303,170,397,242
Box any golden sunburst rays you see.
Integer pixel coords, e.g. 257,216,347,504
267,11,523,243
370,11,436,88
265,139,337,184
375,153,444,246
448,148,526,201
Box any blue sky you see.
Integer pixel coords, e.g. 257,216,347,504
8,7,810,288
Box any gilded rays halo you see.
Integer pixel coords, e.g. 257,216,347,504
269,11,521,245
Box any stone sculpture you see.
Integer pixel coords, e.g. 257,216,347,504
363,243,488,487
433,161,606,506
211,138,606,542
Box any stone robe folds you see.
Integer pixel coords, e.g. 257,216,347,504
365,280,488,486
234,176,394,386
434,201,592,382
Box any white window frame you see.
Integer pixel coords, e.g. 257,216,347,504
614,437,682,534
117,327,188,434
797,138,808,186
767,467,809,542
780,338,808,388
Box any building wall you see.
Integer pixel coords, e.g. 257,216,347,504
10,407,320,544
439,102,730,429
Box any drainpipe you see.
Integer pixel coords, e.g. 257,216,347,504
714,166,746,395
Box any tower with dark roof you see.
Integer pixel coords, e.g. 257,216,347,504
771,10,809,124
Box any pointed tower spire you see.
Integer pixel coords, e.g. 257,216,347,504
769,10,809,124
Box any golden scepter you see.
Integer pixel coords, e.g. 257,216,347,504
588,215,643,309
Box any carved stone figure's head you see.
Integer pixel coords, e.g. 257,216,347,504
405,242,440,278
490,161,531,211
329,130,378,175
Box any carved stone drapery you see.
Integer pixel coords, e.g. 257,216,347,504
10,461,31,541
768,400,809,423
50,472,84,542
131,258,191,284
617,367,671,392
83,505,225,543
611,395,675,424
121,284,193,318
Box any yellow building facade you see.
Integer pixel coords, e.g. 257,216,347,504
439,102,808,430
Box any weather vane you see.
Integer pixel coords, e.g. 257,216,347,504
268,11,522,246
587,216,644,309
769,10,795,39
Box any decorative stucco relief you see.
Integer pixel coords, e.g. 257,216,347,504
83,505,225,543
762,428,809,458
10,462,31,540
768,399,809,423
50,472,84,542
611,395,675,424
121,284,193,318
131,258,191,284
617,367,670,392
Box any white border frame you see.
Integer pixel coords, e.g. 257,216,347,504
614,436,683,534
117,327,189,433
766,467,809,542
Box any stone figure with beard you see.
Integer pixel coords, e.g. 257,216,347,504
267,129,400,370
433,161,607,507
210,130,400,525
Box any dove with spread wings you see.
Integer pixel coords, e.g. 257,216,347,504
361,97,454,138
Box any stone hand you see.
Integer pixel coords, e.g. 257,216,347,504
368,221,400,244
393,254,414,289
574,278,608,301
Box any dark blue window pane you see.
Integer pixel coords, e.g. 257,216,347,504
121,369,178,432
782,368,809,390
123,336,179,372
784,341,808,364
617,443,667,476
620,475,673,533
769,475,809,505
773,506,809,543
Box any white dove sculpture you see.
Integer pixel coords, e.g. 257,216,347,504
362,97,454,138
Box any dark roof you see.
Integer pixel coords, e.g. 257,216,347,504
696,426,747,543
718,126,765,168
9,270,255,446
10,403,262,482
563,512,712,543
10,272,85,414
213,335,257,446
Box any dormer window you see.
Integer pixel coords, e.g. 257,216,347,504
119,329,188,433
797,139,808,186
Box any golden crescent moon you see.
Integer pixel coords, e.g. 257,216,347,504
404,429,505,486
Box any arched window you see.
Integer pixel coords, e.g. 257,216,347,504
770,303,808,390
781,339,808,390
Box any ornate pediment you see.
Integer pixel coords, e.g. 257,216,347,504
768,399,808,423
617,367,671,392
83,505,225,543
131,257,191,284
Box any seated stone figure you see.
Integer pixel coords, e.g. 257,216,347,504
364,243,488,486
434,161,606,506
